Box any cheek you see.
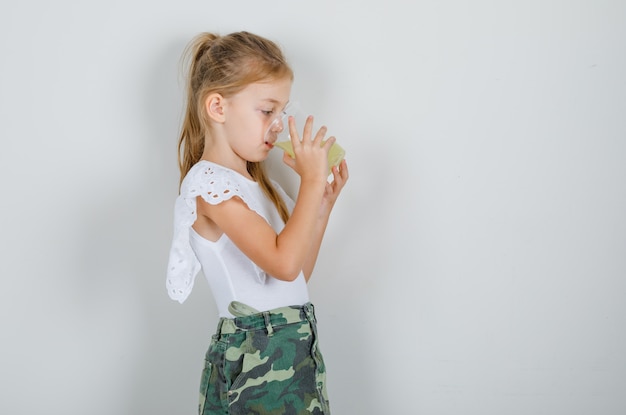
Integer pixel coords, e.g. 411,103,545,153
233,118,266,143
250,117,271,137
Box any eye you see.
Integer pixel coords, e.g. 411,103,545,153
260,109,274,116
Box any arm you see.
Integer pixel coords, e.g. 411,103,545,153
197,116,333,281
302,160,349,281
198,178,325,281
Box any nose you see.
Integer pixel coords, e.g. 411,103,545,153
270,116,284,132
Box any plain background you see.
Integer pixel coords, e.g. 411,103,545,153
1,1,625,414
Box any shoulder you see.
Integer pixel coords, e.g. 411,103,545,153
180,161,262,209
181,161,241,199
181,161,232,191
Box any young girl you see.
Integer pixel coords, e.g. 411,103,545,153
166,31,348,415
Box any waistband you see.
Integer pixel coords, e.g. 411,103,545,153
216,302,317,336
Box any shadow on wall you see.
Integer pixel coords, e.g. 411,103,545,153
73,36,218,415
313,125,390,415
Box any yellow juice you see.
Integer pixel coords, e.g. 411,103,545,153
274,140,346,174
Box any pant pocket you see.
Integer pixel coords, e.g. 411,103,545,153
198,337,226,415
314,347,330,414
227,346,264,409
198,358,213,414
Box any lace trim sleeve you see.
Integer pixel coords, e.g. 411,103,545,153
165,162,269,303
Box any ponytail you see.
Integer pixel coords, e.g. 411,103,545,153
247,162,290,224
177,33,220,186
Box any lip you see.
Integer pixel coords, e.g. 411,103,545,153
264,133,278,148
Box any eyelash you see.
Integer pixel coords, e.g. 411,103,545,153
261,109,287,117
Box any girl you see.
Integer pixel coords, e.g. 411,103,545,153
166,31,348,415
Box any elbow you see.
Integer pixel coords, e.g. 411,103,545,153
270,262,302,282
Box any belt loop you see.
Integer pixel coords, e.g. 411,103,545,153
214,317,226,340
263,311,274,336
304,303,315,323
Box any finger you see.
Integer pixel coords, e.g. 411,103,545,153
339,159,349,181
329,160,348,186
302,115,314,143
288,116,300,145
326,178,341,201
325,182,333,195
313,126,329,148
320,134,335,152
330,164,344,187
282,151,296,170
327,167,338,187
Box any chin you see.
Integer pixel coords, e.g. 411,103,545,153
249,153,269,163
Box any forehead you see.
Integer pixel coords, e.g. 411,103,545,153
234,78,292,104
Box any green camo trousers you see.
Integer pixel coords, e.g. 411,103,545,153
199,302,330,414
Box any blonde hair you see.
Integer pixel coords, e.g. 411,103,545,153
178,31,293,223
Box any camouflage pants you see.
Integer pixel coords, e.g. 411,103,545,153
199,302,330,414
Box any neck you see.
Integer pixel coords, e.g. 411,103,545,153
201,147,252,180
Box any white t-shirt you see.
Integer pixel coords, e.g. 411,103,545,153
166,160,309,317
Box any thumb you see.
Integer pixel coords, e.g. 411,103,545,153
282,151,296,170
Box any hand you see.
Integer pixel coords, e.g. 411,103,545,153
282,115,334,184
320,158,349,215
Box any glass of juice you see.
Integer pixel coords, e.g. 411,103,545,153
265,102,345,174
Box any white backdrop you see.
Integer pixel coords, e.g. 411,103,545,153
1,1,625,414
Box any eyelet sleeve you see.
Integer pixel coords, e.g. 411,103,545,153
166,162,269,303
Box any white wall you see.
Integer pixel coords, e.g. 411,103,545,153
1,1,625,414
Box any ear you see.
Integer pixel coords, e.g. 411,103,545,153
204,93,226,123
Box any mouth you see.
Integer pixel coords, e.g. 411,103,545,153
264,133,278,148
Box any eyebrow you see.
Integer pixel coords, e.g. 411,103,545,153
261,98,289,106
